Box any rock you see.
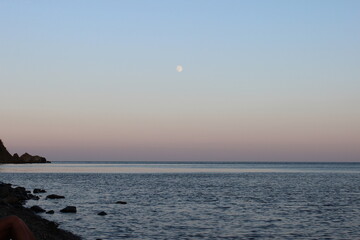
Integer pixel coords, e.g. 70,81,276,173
116,201,127,204
0,182,81,240
3,195,20,204
30,205,46,213
97,211,107,216
30,195,40,200
0,140,50,164
0,183,38,204
0,139,13,162
33,188,46,194
46,194,65,199
20,153,49,163
60,206,77,213
0,185,10,198
12,153,20,162
46,210,55,214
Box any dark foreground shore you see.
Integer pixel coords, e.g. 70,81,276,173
0,182,81,240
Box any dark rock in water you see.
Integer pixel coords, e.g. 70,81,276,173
15,186,26,192
60,206,77,213
0,139,50,163
46,194,65,199
0,183,41,204
97,211,107,216
116,201,127,204
33,188,46,194
46,210,55,214
30,205,46,213
30,195,40,200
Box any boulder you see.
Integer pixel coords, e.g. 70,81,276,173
115,201,127,204
0,183,37,204
46,194,65,199
33,188,46,194
97,211,107,216
46,210,55,214
30,195,40,200
60,206,77,213
30,205,46,213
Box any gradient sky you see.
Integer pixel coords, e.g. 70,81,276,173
1,1,359,161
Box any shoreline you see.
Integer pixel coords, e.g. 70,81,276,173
0,182,81,240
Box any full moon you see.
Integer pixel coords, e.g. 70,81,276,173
176,65,183,72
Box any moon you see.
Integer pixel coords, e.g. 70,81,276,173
176,65,183,72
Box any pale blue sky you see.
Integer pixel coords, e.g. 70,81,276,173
1,1,359,161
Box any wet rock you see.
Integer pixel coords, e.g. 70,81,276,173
30,205,46,213
30,195,40,200
116,201,127,204
15,186,26,192
46,194,65,199
60,206,77,213
0,183,37,204
46,210,55,214
34,188,46,194
97,211,107,216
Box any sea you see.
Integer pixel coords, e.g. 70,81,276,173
1,162,360,240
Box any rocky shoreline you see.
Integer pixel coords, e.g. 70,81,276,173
0,182,81,240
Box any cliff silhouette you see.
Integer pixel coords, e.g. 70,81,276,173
0,140,50,164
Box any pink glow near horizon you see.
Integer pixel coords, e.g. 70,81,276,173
1,1,359,161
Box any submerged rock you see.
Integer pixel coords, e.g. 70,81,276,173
46,194,65,199
60,206,77,213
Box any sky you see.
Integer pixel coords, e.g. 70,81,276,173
1,1,359,162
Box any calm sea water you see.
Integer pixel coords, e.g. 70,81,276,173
1,162,360,239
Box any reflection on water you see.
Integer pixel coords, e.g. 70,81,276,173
0,162,360,173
